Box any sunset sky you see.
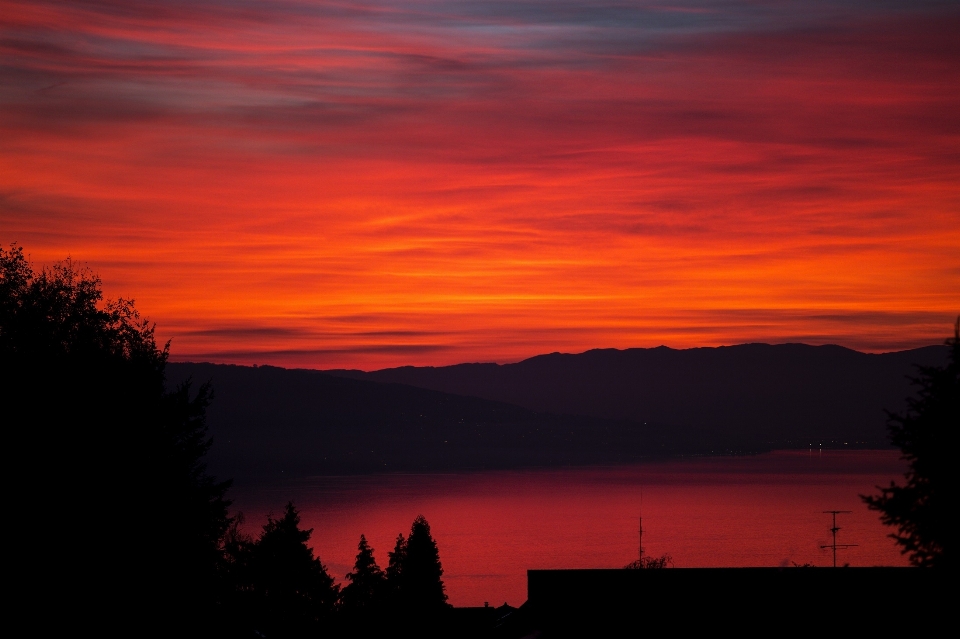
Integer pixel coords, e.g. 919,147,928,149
2,0,958,369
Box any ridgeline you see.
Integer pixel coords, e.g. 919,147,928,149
168,343,946,482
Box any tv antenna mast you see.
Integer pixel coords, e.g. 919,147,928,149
638,486,645,561
638,513,645,561
820,510,857,567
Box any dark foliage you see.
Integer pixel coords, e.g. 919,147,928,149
862,318,957,568
2,244,476,634
0,244,231,626
624,554,672,569
387,533,407,576
341,534,387,615
229,502,339,636
398,515,449,611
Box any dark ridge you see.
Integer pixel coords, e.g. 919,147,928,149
168,343,945,482
327,343,947,445
166,363,689,484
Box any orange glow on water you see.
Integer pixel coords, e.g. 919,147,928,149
235,451,909,606
2,2,958,367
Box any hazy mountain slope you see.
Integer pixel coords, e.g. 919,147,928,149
165,363,676,483
167,344,945,481
328,344,947,446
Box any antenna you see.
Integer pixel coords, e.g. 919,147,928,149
820,510,857,567
638,487,644,561
638,514,644,561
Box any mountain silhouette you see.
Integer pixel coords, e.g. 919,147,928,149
169,344,946,481
327,343,947,445
166,363,671,483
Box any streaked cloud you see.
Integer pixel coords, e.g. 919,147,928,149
2,0,958,367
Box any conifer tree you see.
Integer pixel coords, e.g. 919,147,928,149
403,515,449,610
382,532,407,615
386,533,407,585
247,502,339,635
862,318,957,568
341,534,386,613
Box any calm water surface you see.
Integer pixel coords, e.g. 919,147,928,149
231,450,908,607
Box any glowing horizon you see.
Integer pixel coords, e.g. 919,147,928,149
2,0,958,369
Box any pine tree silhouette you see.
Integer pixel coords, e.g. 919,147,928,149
247,502,339,635
403,515,449,610
862,318,957,568
341,534,387,614
382,532,406,612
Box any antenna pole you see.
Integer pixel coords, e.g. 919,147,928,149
820,510,857,567
639,514,644,561
638,486,644,561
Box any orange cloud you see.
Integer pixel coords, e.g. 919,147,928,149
2,1,958,368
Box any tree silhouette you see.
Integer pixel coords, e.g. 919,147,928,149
862,318,957,568
341,534,387,615
380,531,407,615
246,502,339,635
624,554,672,569
0,244,231,626
402,515,449,610
386,533,407,583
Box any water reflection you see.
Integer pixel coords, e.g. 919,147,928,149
230,450,907,606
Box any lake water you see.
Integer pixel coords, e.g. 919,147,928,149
230,450,909,607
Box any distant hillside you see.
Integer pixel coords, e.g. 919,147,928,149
328,343,947,448
168,344,945,482
167,363,679,484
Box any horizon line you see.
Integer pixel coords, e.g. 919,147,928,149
166,339,948,373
